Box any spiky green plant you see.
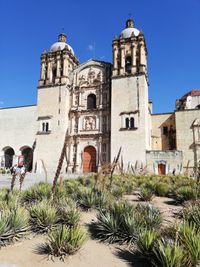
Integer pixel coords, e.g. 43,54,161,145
178,222,200,266
37,225,87,260
152,238,186,267
0,207,29,246
93,201,135,243
93,201,162,244
154,182,170,197
136,229,158,259
29,200,57,233
77,188,97,210
183,203,200,228
173,186,196,204
56,198,80,228
21,182,52,204
136,203,163,230
138,187,154,201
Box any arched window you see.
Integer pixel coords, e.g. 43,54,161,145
125,118,129,128
4,147,15,168
130,117,134,128
87,94,96,109
196,104,200,109
125,56,132,74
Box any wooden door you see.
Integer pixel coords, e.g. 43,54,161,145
83,146,97,173
158,163,166,175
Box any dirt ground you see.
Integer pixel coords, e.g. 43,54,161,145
0,195,183,267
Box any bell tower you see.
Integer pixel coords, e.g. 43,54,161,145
34,33,79,175
112,18,147,77
111,19,150,171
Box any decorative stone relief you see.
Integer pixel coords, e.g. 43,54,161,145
85,116,96,130
78,67,103,86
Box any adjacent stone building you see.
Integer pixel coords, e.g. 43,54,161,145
0,19,199,177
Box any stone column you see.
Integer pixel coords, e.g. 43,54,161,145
119,39,125,75
47,60,52,84
112,39,118,76
56,56,61,77
40,59,46,81
98,137,102,169
76,138,81,171
63,54,68,76
69,140,74,172
131,42,137,74
139,42,146,73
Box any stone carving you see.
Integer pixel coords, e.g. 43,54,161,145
78,68,103,86
85,116,96,130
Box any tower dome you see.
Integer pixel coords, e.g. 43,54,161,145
49,33,74,55
121,18,140,38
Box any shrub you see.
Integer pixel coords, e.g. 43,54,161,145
173,186,196,204
136,229,158,259
93,201,162,244
93,201,136,243
135,203,163,230
76,188,111,210
152,238,186,267
138,187,154,201
178,222,200,266
154,182,170,197
21,182,52,204
0,188,19,210
56,198,80,228
37,225,87,260
29,200,57,233
110,186,125,199
0,207,29,246
183,202,200,228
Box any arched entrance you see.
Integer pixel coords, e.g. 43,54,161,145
83,146,97,173
20,146,33,172
158,163,166,175
4,147,15,168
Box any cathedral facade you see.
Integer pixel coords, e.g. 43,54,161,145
0,19,200,177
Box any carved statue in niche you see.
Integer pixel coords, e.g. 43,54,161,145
97,71,102,81
74,94,79,105
85,116,96,130
88,68,96,84
79,74,88,86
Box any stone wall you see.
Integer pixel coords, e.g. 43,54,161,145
0,105,36,166
146,150,183,175
175,109,200,172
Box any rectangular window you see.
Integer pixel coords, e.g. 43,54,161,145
163,126,168,135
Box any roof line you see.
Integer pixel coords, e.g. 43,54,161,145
0,104,37,110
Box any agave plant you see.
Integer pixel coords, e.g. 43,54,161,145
21,182,52,204
56,198,80,228
173,186,196,204
152,238,186,267
136,229,158,259
37,225,87,260
154,182,170,197
94,210,120,243
183,203,200,228
138,187,154,202
29,200,57,233
0,207,29,246
178,222,200,266
135,203,163,230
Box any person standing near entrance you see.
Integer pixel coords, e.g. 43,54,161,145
19,165,26,191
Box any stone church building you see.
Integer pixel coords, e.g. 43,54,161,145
0,19,200,176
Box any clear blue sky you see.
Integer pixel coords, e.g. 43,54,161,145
0,0,200,113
